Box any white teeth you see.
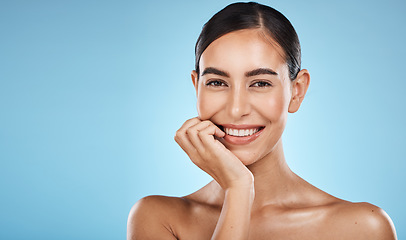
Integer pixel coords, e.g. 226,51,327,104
224,127,261,137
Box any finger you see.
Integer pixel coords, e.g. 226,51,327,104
176,138,199,160
194,120,225,138
176,117,201,135
174,117,201,147
199,124,225,149
174,117,201,158
214,125,226,138
186,121,213,152
196,123,225,147
192,122,225,156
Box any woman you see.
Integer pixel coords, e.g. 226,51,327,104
127,2,397,239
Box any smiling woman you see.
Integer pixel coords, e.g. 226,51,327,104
127,2,397,240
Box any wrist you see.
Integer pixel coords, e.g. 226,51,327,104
227,173,254,190
225,181,255,202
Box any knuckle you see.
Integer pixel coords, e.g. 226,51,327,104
184,119,194,125
200,126,213,135
175,129,182,137
187,117,200,124
191,153,201,160
174,131,183,140
207,125,215,131
186,128,195,135
201,120,212,125
201,120,213,128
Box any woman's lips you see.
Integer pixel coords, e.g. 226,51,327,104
219,124,265,145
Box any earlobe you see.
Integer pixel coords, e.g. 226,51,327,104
288,69,310,113
191,70,199,96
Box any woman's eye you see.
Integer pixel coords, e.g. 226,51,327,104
206,80,227,87
251,81,272,88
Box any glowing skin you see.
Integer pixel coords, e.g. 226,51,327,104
193,29,294,166
127,29,397,240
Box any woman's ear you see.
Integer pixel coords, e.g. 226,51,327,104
288,69,310,113
191,70,199,96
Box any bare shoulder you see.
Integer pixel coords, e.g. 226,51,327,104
127,195,191,240
327,201,397,240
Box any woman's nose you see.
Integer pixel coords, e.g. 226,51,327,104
227,86,251,119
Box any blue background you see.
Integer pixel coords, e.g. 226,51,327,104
1,0,405,239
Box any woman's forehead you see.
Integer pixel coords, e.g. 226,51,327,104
199,29,288,77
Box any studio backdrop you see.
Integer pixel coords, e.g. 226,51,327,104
0,0,405,239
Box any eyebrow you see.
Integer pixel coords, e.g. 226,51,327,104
245,68,278,77
201,67,278,78
201,67,230,77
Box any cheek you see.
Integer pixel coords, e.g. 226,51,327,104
257,92,289,123
197,92,221,120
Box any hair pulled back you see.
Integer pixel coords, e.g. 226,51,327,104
195,2,301,80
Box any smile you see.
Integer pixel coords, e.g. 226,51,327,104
219,124,265,145
224,127,261,137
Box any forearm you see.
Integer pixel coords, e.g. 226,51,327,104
211,184,255,240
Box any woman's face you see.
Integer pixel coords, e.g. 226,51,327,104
192,29,298,166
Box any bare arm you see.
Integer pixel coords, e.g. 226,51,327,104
175,117,255,240
211,185,255,240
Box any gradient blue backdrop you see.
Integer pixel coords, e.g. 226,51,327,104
1,0,405,239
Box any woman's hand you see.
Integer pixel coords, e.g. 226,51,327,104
174,117,254,190
175,117,255,239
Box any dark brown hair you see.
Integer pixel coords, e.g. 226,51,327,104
195,2,301,80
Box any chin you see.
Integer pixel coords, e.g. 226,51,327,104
230,149,262,166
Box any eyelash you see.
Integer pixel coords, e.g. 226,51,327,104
206,80,228,87
250,81,272,88
205,80,272,88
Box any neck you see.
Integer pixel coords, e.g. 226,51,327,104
246,139,300,208
192,139,318,209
